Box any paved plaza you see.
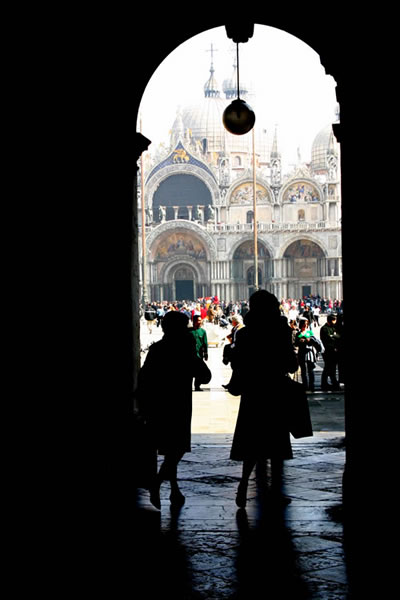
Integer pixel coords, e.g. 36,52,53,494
133,319,352,599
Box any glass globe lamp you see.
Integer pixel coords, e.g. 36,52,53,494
223,98,255,135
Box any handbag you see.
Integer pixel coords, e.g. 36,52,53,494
222,343,232,365
283,376,313,438
131,412,157,490
195,356,212,384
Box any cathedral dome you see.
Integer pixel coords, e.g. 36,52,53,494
311,124,338,173
175,72,270,161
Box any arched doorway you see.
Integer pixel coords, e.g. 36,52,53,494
283,238,325,297
173,265,195,300
232,239,271,298
148,226,211,301
127,15,374,580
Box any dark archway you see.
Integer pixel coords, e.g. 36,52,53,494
93,15,383,593
153,174,212,219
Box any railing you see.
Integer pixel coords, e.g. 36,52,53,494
205,222,333,233
138,220,341,233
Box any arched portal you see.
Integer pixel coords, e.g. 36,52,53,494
172,265,195,300
232,239,272,298
149,227,211,300
283,238,326,298
153,174,213,222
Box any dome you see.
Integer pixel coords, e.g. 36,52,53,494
170,57,271,163
222,63,250,100
311,125,338,172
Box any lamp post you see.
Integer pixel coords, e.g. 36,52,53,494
140,117,148,306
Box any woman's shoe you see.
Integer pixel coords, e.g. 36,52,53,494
170,489,185,507
236,481,248,508
149,485,161,510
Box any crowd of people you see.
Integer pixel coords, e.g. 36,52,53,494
137,291,344,510
143,295,343,332
142,293,344,394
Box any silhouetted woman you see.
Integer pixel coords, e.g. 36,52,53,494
137,310,199,509
228,290,298,508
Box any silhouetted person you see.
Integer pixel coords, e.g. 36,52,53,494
320,313,340,390
190,315,208,391
137,310,199,509
228,290,298,508
294,317,322,392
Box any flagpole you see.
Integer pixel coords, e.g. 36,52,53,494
140,116,148,305
252,127,258,290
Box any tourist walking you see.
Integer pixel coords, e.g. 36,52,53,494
136,311,199,509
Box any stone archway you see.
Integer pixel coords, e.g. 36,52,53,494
230,238,272,298
172,264,196,300
283,238,326,298
148,225,213,300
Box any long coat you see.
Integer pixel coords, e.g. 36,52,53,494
229,314,298,461
137,331,198,455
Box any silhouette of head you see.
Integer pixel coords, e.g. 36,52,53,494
249,290,280,318
161,310,189,335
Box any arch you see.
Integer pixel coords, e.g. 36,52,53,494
229,235,274,260
278,235,328,259
145,163,220,211
152,174,212,218
232,238,271,259
279,178,324,205
159,256,207,285
146,220,217,261
227,176,273,206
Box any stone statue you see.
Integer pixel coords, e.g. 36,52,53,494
205,204,214,221
192,205,200,221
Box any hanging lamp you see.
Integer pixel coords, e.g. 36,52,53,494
222,43,255,135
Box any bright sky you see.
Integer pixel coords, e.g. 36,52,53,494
138,25,338,170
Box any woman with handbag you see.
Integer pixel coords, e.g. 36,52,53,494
228,290,298,508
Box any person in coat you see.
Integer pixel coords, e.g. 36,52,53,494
137,310,199,509
320,313,340,390
190,315,209,391
228,290,298,508
294,317,322,392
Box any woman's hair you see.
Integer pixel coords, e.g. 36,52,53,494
249,290,280,317
161,310,189,335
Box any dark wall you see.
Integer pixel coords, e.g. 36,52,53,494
37,9,390,591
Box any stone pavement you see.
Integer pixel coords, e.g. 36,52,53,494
134,320,351,598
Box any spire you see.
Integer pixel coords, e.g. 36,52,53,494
170,106,187,147
270,125,280,159
270,125,281,186
222,53,249,99
204,44,220,98
327,127,336,156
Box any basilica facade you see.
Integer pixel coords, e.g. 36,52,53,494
139,57,342,303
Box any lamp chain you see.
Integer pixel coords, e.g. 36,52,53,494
236,43,240,100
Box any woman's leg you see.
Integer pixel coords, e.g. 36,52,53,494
236,457,256,508
151,451,186,507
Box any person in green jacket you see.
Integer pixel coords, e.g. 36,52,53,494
190,316,208,391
